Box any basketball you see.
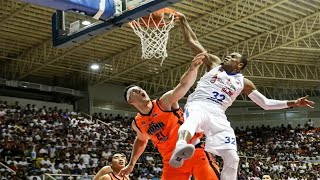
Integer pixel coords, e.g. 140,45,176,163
151,10,164,20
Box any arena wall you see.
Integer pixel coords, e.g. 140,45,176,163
0,96,73,111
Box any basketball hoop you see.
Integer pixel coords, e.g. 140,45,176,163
129,8,177,65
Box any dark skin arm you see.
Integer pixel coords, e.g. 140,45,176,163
243,78,315,108
177,12,221,71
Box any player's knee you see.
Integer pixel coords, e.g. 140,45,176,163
178,123,195,137
232,153,240,164
225,150,239,168
230,151,239,162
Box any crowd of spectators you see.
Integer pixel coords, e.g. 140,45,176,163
0,101,162,180
0,100,319,180
235,122,320,180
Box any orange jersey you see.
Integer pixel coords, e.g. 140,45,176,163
134,100,202,162
105,172,129,180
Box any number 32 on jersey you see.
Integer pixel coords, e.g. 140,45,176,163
207,91,225,104
225,136,236,145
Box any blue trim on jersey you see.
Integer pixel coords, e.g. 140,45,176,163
226,72,240,76
219,66,240,76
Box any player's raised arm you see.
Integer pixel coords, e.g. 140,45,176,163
243,78,315,110
159,53,206,108
178,12,221,71
178,12,205,54
118,121,149,177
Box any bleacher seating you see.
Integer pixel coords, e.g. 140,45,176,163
0,101,319,180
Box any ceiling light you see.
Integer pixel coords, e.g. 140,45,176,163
90,63,100,70
82,20,91,26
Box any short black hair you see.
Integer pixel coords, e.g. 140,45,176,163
240,54,248,70
123,85,137,102
108,152,127,163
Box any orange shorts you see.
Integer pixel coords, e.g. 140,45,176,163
161,143,220,180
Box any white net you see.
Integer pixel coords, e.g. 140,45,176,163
129,10,176,65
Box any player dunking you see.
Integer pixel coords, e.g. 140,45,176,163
119,53,220,180
94,152,129,180
169,13,315,180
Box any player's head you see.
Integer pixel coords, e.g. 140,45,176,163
108,152,127,169
221,52,247,72
124,85,150,105
262,175,272,180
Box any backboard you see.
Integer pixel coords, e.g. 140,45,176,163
49,0,182,48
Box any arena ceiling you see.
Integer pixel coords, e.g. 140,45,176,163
1,0,320,100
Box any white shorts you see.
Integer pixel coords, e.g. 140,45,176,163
180,101,237,153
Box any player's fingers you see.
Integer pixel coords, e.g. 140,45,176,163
302,99,315,106
305,100,315,105
195,57,204,64
196,60,203,66
309,100,315,104
198,55,206,60
197,55,205,59
301,95,309,99
306,104,314,108
118,170,126,177
196,52,207,57
194,55,205,60
124,171,130,176
196,53,206,58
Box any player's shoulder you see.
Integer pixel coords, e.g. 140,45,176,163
155,97,176,112
131,115,140,127
96,166,113,178
242,78,257,94
101,166,112,172
205,63,221,73
243,78,254,86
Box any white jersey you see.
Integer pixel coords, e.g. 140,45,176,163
187,65,244,112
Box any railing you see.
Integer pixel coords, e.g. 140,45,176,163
80,111,130,138
96,119,128,139
0,162,16,175
239,155,267,162
238,154,320,164
80,112,93,122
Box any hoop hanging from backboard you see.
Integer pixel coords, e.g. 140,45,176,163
129,8,177,66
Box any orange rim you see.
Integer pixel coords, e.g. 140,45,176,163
130,8,178,28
